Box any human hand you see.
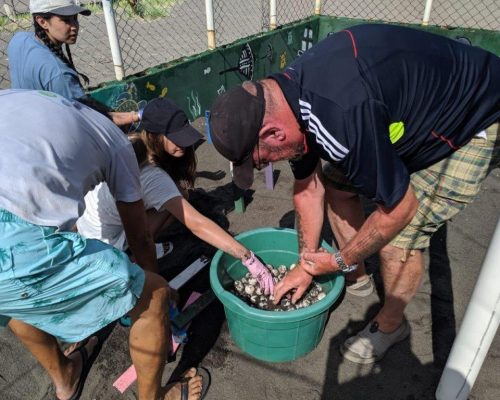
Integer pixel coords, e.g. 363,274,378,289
273,263,313,304
242,251,275,295
301,248,336,275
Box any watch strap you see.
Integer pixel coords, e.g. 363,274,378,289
334,251,358,273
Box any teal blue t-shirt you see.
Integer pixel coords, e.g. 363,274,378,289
7,32,85,100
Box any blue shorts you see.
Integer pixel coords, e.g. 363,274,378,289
0,209,145,342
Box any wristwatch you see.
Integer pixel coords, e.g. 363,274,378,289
333,251,358,273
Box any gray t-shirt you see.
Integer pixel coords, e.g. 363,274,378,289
77,164,181,250
0,89,142,231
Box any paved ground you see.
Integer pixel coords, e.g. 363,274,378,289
1,116,499,399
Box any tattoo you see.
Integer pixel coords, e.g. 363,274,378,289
296,212,307,253
344,228,386,263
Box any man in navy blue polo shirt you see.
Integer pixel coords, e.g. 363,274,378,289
209,23,500,364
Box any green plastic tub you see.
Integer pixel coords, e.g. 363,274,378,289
210,227,345,362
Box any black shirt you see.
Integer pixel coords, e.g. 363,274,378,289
271,24,500,207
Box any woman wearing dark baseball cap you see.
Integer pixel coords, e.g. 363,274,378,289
138,97,205,153
79,98,275,295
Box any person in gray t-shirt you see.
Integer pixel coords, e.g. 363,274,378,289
0,89,205,400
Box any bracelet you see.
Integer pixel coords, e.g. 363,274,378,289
131,111,139,123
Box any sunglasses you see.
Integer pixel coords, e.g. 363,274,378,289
254,140,270,170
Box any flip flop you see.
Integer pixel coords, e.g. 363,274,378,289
173,367,211,400
197,366,211,400
58,336,102,400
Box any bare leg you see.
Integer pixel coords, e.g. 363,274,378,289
128,270,170,400
375,244,424,332
324,186,368,282
8,319,97,400
10,270,200,400
128,271,204,400
340,244,418,363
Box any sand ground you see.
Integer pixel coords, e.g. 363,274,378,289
1,118,499,399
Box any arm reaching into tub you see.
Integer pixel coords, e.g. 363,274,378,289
160,195,275,294
242,251,275,295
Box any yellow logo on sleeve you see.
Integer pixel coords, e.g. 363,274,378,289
389,121,405,144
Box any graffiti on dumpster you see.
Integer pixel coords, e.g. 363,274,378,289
187,90,201,119
219,43,255,80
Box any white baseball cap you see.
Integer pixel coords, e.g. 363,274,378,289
30,0,91,16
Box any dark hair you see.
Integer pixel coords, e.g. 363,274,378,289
33,13,89,86
131,131,197,189
77,96,113,119
128,133,149,168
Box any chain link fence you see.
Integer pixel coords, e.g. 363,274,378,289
276,0,316,27
0,1,498,90
322,0,500,31
429,0,499,31
111,0,206,78
322,0,424,25
213,0,268,47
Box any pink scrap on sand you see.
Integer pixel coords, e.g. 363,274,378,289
112,292,202,394
113,365,137,394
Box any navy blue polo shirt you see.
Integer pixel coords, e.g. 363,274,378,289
271,24,500,207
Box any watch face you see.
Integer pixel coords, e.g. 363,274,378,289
343,264,358,273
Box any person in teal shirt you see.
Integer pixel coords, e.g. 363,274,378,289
8,1,145,130
8,0,90,100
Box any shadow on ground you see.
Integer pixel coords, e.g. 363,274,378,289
316,223,457,399
155,184,252,382
280,196,458,398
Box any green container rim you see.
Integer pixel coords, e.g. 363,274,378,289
210,227,345,323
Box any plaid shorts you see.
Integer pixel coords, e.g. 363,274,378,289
322,123,500,250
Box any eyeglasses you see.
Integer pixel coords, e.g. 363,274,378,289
254,140,269,170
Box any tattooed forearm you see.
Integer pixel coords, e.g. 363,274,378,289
295,211,307,253
342,227,387,264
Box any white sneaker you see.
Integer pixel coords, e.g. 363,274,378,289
341,319,411,364
345,275,374,297
155,241,174,258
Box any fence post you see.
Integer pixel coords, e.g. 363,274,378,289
102,0,125,80
435,218,500,400
3,4,15,21
205,0,216,50
270,0,277,30
422,0,434,25
314,0,322,15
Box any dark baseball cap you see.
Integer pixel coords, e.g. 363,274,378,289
209,82,265,189
138,98,203,147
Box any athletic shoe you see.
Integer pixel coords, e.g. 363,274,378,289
341,319,411,364
155,241,174,258
345,275,374,297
